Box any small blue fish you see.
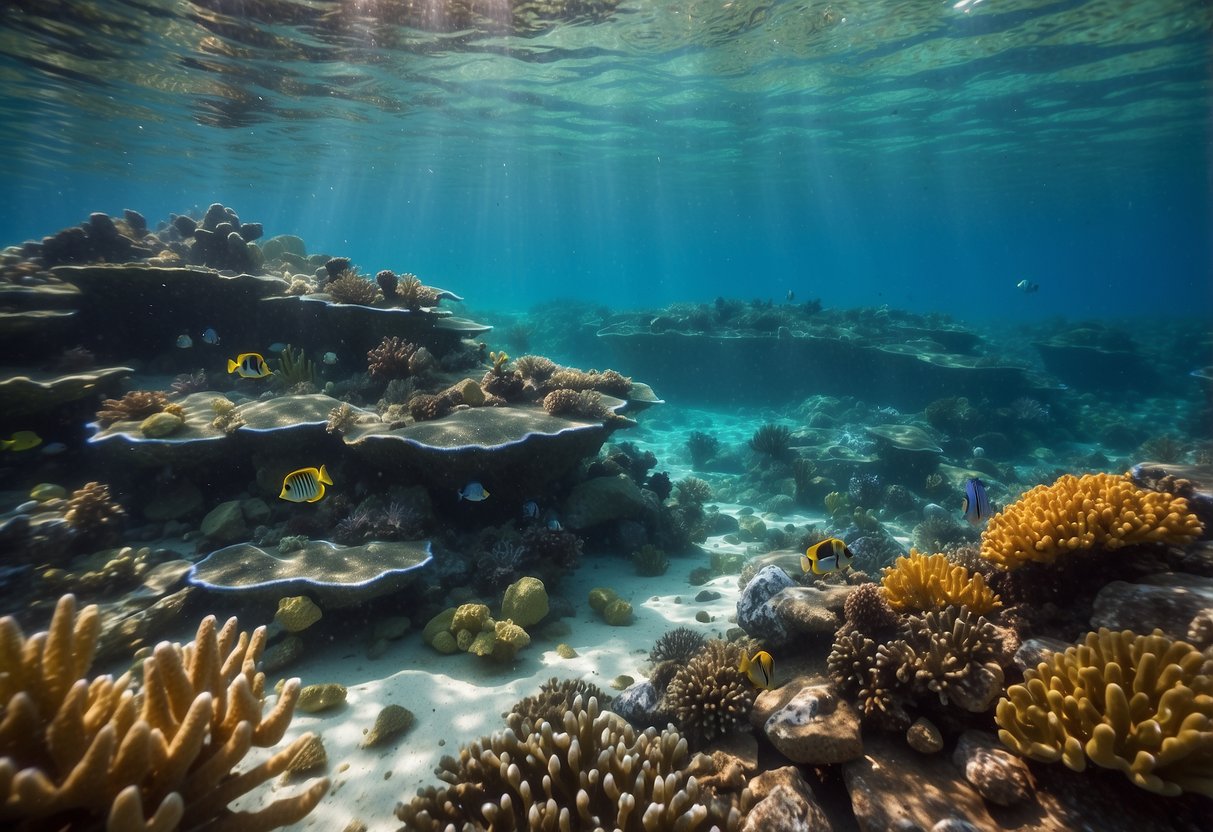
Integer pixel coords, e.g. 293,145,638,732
201,327,220,345
176,333,193,349
1016,279,1039,294
962,478,991,525
546,516,563,531
801,538,854,575
322,351,338,365
457,481,489,502
41,442,68,456
522,500,539,520
739,649,774,690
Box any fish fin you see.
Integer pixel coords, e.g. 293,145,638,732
800,554,813,573
318,464,333,486
227,359,238,373
482,488,490,498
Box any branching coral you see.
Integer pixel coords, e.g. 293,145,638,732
995,628,1213,797
509,677,612,728
326,402,356,435
890,606,1004,712
828,630,906,726
395,695,739,830
63,481,126,549
393,273,441,310
513,354,558,382
545,368,633,398
367,336,419,382
95,390,169,426
881,550,1001,614
664,640,755,747
542,387,610,420
980,473,1204,570
326,270,381,305
0,595,327,830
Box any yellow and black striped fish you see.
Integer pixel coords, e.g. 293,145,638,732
801,537,854,575
739,649,775,690
279,465,332,503
227,352,273,379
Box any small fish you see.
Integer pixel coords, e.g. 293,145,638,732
268,342,287,353
457,481,489,501
786,290,795,302
1016,279,1039,294
41,442,68,455
201,327,220,345
1,431,41,452
279,465,332,503
521,500,539,519
962,477,991,525
176,333,193,349
739,650,775,690
227,352,273,379
322,351,338,365
801,537,854,575
546,516,563,531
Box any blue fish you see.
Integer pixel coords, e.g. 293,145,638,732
457,481,489,502
962,478,991,525
201,327,220,345
522,500,539,519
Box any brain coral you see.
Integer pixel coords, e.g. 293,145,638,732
980,473,1203,570
996,628,1213,797
881,550,1001,614
395,695,740,830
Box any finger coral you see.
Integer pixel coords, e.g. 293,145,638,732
995,628,1213,797
881,550,1001,614
395,695,740,831
664,640,756,747
95,390,170,426
0,594,328,830
980,473,1204,570
509,677,612,728
891,605,1004,712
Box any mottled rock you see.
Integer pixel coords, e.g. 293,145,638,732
760,684,862,765
745,767,832,832
1090,573,1213,641
613,678,662,727
952,730,1034,807
241,497,271,526
771,584,850,636
907,717,944,754
297,683,347,713
199,499,247,544
1012,636,1071,673
736,565,796,644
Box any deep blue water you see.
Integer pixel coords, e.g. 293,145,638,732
0,0,1209,322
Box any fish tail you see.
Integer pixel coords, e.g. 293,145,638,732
318,464,332,485
227,359,238,373
738,653,750,674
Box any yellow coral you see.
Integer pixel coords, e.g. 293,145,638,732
980,472,1203,570
880,550,1001,614
995,628,1213,796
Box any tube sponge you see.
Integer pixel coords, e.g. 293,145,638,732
995,628,1213,797
980,472,1203,570
880,550,1001,614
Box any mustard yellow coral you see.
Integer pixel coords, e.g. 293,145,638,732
995,628,1213,797
980,472,1203,570
880,550,1001,614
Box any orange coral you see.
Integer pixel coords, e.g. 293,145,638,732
880,550,1001,614
95,390,169,426
980,473,1204,570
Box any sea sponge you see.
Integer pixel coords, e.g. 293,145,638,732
395,695,739,830
980,472,1204,570
664,640,755,746
95,389,170,426
995,628,1213,797
881,550,1001,614
0,594,327,829
545,367,632,397
326,270,381,305
650,627,708,666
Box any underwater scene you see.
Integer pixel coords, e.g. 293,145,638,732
1,1,1211,831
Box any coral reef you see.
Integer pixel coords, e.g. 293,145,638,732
842,581,902,637
664,640,755,747
367,336,420,382
274,345,316,388
211,396,245,433
513,354,558,382
687,430,721,469
327,270,381,305
980,473,1204,570
545,367,632,398
996,628,1213,797
0,594,327,829
393,273,442,310
63,481,126,549
748,423,792,459
881,550,1001,614
95,390,170,426
510,677,613,727
395,695,739,830
326,402,357,435
542,387,611,419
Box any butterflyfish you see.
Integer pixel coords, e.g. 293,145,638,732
457,481,489,501
1,431,42,452
227,352,273,379
739,649,775,690
962,477,991,525
280,465,332,503
801,537,854,575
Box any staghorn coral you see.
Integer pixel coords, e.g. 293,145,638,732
649,626,708,666
980,472,1204,570
326,270,381,305
509,677,612,728
63,481,126,549
996,628,1213,797
747,423,792,460
0,594,327,830
881,550,1001,614
664,640,755,747
675,476,713,506
367,336,419,382
95,390,169,426
395,695,739,831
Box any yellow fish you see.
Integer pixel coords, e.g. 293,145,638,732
279,465,332,503
801,537,854,575
1,431,42,452
739,649,774,690
227,352,273,379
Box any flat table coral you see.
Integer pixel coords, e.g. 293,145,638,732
995,627,1213,797
980,472,1204,570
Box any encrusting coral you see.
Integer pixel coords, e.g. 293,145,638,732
394,695,740,831
95,390,170,426
980,472,1203,570
664,640,756,747
881,550,1001,614
0,594,328,830
996,628,1213,797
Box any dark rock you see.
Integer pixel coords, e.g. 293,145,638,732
758,683,862,765
122,209,147,235
612,678,662,727
1012,636,1071,673
695,589,721,602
